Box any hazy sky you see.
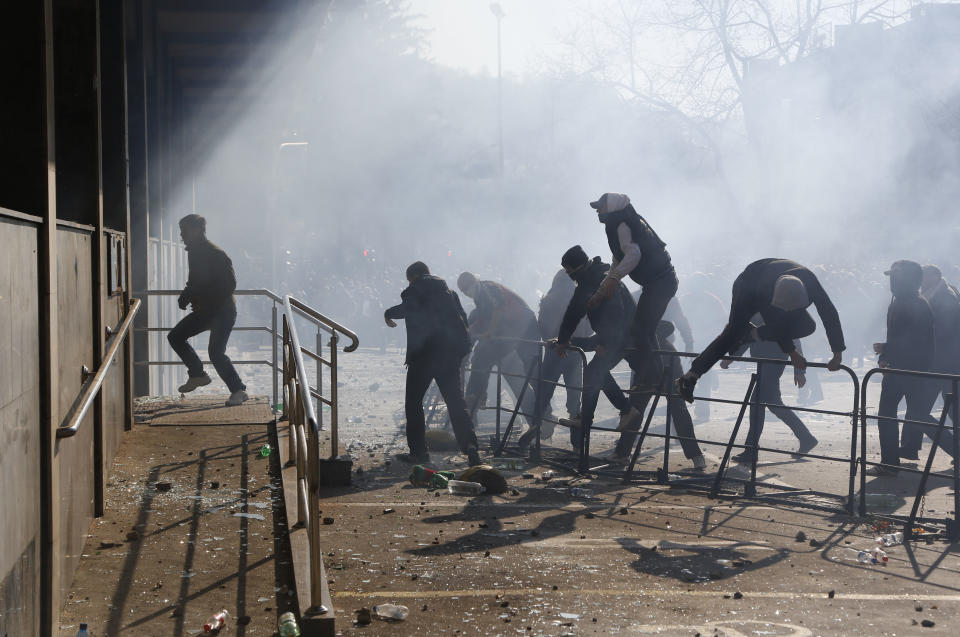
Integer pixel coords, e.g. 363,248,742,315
408,0,586,76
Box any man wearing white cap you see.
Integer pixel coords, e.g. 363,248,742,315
588,192,677,389
676,258,846,403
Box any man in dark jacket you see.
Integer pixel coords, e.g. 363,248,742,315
871,260,956,475
588,193,678,386
677,258,846,403
457,272,540,435
900,265,960,458
168,214,248,406
385,262,481,466
553,246,643,450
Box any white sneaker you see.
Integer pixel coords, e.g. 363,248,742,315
617,407,642,431
225,390,249,406
178,373,212,393
692,454,707,471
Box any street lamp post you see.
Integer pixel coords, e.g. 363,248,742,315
490,3,504,175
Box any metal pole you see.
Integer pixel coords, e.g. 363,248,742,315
496,15,503,175
859,373,871,516
747,363,763,499
495,365,502,447
952,381,960,541
711,374,758,500
330,333,339,459
661,375,673,485
316,328,322,422
271,304,278,410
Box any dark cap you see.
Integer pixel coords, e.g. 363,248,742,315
561,245,589,270
884,260,923,279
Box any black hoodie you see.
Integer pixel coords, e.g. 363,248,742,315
558,257,635,350
880,277,934,372
385,275,471,364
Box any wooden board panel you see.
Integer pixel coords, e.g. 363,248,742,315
0,218,42,633
55,227,95,599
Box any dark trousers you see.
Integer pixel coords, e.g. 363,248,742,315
902,381,959,453
615,359,702,459
632,272,678,379
885,376,957,461
539,349,583,416
406,354,478,457
744,361,813,451
574,346,635,447
465,330,539,424
692,310,816,377
167,304,245,393
878,375,956,466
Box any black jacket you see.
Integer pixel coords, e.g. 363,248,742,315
181,238,236,314
468,280,537,339
385,275,471,364
597,204,673,286
558,257,635,350
730,258,845,354
926,281,960,373
880,288,934,372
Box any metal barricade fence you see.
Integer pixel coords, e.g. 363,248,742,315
859,367,960,540
474,337,865,515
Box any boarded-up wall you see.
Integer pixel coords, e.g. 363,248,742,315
0,217,42,635
55,226,95,599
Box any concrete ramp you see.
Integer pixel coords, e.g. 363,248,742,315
138,396,274,426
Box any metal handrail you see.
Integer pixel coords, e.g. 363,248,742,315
281,293,359,618
58,298,141,439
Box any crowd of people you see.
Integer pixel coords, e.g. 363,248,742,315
380,193,960,477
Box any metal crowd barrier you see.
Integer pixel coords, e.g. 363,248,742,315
859,368,960,540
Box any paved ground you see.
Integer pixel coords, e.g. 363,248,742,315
62,349,960,636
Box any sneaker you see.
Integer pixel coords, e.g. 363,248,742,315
467,449,482,466
396,452,430,464
691,454,707,471
732,450,756,464
899,447,920,461
676,373,698,404
793,436,819,458
179,373,211,393
616,407,643,431
225,390,249,406
866,464,899,476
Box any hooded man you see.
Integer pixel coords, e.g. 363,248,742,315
871,260,956,475
457,272,540,439
168,214,248,406
676,258,845,403
385,262,481,466
900,265,960,458
588,193,678,387
553,246,643,453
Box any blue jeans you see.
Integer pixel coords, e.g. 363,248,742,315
168,304,246,393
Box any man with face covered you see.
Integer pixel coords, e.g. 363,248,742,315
871,260,957,475
588,193,677,388
676,258,846,403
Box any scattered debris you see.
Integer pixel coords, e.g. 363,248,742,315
233,513,265,521
795,531,807,542
155,482,172,492
355,608,371,626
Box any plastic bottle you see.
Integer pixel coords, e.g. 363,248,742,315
259,444,271,457
446,480,484,496
278,611,301,636
430,471,456,489
203,609,229,632
373,603,410,621
872,547,889,564
541,470,555,480
876,531,904,546
76,624,90,637
569,487,594,499
856,550,874,563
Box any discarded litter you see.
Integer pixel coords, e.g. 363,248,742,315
76,623,90,637
203,609,229,632
559,612,581,620
876,531,904,546
540,470,555,481
233,513,265,521
409,464,455,488
278,611,301,636
259,444,272,457
373,603,409,621
854,547,888,565
447,480,484,496
569,487,594,499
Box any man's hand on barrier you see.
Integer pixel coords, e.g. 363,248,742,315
794,369,806,388
178,293,189,311
789,349,807,371
827,351,843,371
555,341,570,359
719,359,732,370
384,314,397,328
